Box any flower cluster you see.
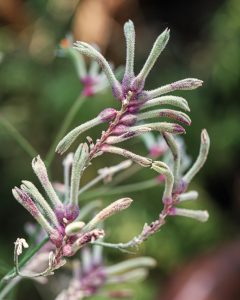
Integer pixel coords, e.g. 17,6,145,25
56,21,202,155
12,153,133,275
54,20,210,251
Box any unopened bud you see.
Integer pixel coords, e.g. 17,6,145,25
183,129,210,184
32,155,62,207
70,143,89,205
65,221,85,236
83,198,133,231
178,191,199,202
120,114,137,126
147,78,203,98
137,109,191,126
111,125,129,136
99,108,117,122
170,207,209,222
124,20,135,78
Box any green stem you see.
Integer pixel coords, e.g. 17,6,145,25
0,116,38,158
45,93,86,167
0,237,48,293
80,178,160,201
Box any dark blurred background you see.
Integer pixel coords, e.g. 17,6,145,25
1,0,240,299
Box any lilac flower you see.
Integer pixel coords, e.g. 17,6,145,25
12,151,134,275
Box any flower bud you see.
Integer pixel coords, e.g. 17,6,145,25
183,129,210,184
83,198,133,232
13,187,40,218
111,125,129,136
120,114,137,126
99,108,117,122
65,221,85,236
32,155,62,207
147,78,203,98
169,207,209,222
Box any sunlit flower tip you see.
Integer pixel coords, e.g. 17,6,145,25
169,207,209,222
98,108,117,122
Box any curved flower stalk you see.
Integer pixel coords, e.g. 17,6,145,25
56,20,210,252
55,246,156,300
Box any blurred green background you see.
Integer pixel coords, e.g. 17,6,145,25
1,0,240,299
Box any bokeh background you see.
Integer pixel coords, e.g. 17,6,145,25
1,0,240,299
